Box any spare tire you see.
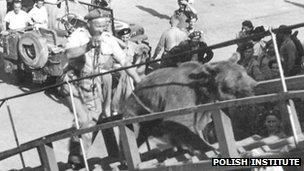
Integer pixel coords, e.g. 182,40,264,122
18,31,49,69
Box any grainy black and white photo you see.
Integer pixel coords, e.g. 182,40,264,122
0,0,304,170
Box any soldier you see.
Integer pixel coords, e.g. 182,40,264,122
276,25,298,76
166,30,213,67
173,0,197,30
60,9,141,168
117,28,138,62
152,16,188,66
111,28,150,114
239,42,264,81
4,0,32,31
28,0,48,29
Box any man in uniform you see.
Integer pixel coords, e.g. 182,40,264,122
4,0,32,31
152,16,188,66
277,25,298,76
238,42,263,81
60,9,141,168
173,0,197,30
111,28,150,114
166,30,213,67
28,0,48,29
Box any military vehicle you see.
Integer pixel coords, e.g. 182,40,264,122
0,0,149,85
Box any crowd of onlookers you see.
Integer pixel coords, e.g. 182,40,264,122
235,20,304,81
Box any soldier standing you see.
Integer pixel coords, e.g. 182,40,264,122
60,9,141,168
152,16,188,66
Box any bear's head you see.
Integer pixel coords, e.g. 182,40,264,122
188,59,257,101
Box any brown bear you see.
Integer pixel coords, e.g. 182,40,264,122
121,59,257,158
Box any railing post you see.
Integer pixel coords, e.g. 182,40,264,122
212,110,239,158
119,124,141,170
280,99,304,142
37,142,59,171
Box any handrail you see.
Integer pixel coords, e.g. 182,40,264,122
1,89,304,160
1,22,304,102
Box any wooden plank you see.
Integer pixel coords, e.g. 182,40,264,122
212,110,239,157
255,75,304,95
137,160,255,171
37,143,59,171
2,90,304,161
138,147,304,171
119,124,141,170
87,131,108,159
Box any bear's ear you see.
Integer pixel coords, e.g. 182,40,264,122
228,52,241,63
205,63,220,76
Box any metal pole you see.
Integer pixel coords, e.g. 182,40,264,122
0,100,5,109
269,27,299,144
65,79,90,171
6,101,26,168
65,0,70,14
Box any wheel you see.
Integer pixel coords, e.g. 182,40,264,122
57,13,78,34
18,31,49,69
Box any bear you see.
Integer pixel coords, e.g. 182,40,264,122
121,59,257,158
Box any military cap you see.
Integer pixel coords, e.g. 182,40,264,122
117,28,131,37
189,30,202,39
84,9,110,20
278,25,291,35
242,20,253,29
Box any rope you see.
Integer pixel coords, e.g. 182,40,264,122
65,78,89,171
1,22,304,103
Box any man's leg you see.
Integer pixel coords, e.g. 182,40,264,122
112,71,126,114
59,82,94,168
101,73,112,117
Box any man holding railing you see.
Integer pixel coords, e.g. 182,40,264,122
60,8,141,168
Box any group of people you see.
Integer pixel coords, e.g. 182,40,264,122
152,0,213,68
1,0,303,169
60,0,215,168
0,0,57,32
58,6,149,170
235,20,304,81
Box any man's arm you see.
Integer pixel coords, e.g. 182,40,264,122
152,32,166,59
65,43,90,59
44,0,63,5
180,0,197,14
110,37,141,83
64,28,91,59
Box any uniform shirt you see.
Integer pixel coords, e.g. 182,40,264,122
28,5,48,29
4,10,31,30
65,28,126,73
154,26,188,57
243,58,263,81
124,40,138,63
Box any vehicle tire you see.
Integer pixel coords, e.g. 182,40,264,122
18,31,49,69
